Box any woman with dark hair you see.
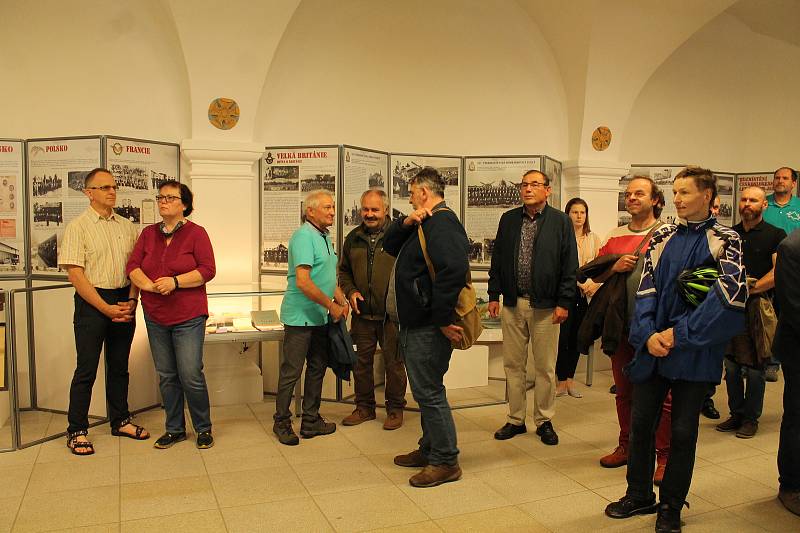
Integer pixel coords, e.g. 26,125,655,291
126,180,217,449
556,198,601,397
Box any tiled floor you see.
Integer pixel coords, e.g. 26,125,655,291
0,370,797,532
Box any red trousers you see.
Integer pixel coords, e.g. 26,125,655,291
612,337,671,463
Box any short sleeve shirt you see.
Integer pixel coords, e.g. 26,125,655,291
57,206,138,289
763,194,800,236
732,220,786,280
280,222,338,326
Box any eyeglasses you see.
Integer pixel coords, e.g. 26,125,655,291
519,181,547,190
155,195,181,203
86,185,117,192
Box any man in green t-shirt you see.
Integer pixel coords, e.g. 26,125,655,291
273,190,349,446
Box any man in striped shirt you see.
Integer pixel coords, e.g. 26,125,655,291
58,168,150,455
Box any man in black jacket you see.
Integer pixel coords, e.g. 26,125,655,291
487,169,578,445
384,167,469,488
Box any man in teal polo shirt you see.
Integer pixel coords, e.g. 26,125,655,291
764,167,800,237
273,190,349,446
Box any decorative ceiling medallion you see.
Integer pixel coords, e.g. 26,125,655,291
208,98,240,130
591,126,612,151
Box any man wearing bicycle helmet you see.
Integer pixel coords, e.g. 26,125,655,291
605,167,747,533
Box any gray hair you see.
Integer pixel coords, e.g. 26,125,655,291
304,189,333,210
360,189,389,209
410,167,445,198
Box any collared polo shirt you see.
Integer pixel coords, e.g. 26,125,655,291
280,221,337,326
763,194,800,236
732,219,786,280
58,206,138,289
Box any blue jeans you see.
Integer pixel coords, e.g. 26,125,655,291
400,324,459,466
724,357,765,423
145,314,212,434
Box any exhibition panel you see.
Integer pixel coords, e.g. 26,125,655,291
713,171,737,225
341,145,389,236
390,153,464,221
0,139,25,275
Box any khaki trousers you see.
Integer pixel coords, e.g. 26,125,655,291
501,299,560,427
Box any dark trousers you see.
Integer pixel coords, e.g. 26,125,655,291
351,316,407,412
724,356,766,423
274,325,328,425
556,294,587,380
779,356,800,492
401,324,459,466
67,288,135,433
626,375,709,508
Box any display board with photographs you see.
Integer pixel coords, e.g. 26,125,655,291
105,137,180,227
713,172,735,226
341,146,388,236
27,137,102,274
261,146,339,272
544,156,563,210
0,140,25,275
619,166,687,227
390,153,463,221
463,156,541,267
733,172,792,225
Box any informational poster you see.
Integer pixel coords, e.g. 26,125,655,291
619,166,687,226
464,156,540,267
341,146,388,236
390,154,462,221
734,172,787,225
713,172,735,226
105,137,180,226
0,140,25,274
543,156,563,210
27,137,102,274
261,146,339,272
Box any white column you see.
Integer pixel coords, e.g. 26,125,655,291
562,159,630,241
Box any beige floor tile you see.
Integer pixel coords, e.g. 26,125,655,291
314,485,428,532
210,464,308,508
688,464,775,508
365,453,423,486
120,475,216,522
462,413,507,434
695,429,767,463
120,444,206,483
717,453,780,490
338,419,424,455
294,456,392,495
37,433,120,463
560,421,623,450
452,403,510,421
121,509,225,532
399,475,511,519
47,524,120,533
277,432,362,465
203,421,274,451
435,505,549,532
518,490,648,532
508,429,603,461
221,496,333,533
201,443,288,474
457,439,538,473
592,483,720,518
209,404,260,423
451,413,494,444
27,456,119,493
0,495,21,533
0,464,32,498
14,485,119,532
638,508,769,532
0,446,38,468
475,460,586,504
366,521,442,532
727,495,800,531
542,451,629,489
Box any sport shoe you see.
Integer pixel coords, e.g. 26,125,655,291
196,431,214,449
383,411,403,431
736,420,758,439
273,420,299,446
342,408,376,426
494,422,527,440
535,421,559,445
778,489,800,516
765,365,779,382
654,462,666,486
655,503,682,532
300,416,336,439
600,446,628,468
605,494,658,519
394,449,429,468
153,431,187,449
716,416,742,432
409,464,462,488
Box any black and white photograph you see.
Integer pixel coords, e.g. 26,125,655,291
114,198,141,224
343,200,363,227
151,170,174,190
32,174,63,197
390,154,463,220
0,241,20,268
263,165,299,192
467,179,520,208
36,234,58,268
32,201,63,227
262,243,288,265
110,164,148,191
300,173,335,193
368,172,384,189
67,170,89,195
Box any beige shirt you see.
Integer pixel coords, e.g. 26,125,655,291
57,206,138,289
576,231,602,267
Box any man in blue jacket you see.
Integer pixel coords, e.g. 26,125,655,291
384,167,469,488
605,167,747,532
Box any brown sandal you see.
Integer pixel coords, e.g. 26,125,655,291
66,430,95,456
111,416,150,440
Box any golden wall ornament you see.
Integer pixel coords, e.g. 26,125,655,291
591,126,612,151
208,98,240,130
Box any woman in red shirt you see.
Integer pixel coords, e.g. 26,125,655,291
127,181,216,450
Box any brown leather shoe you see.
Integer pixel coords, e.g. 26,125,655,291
653,462,666,486
342,408,376,426
394,449,429,468
409,464,462,488
383,411,403,430
600,446,628,468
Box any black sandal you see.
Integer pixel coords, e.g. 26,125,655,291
111,416,150,440
66,430,95,456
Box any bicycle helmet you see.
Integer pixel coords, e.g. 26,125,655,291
677,266,719,307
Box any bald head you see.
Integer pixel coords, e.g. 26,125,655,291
738,186,767,224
